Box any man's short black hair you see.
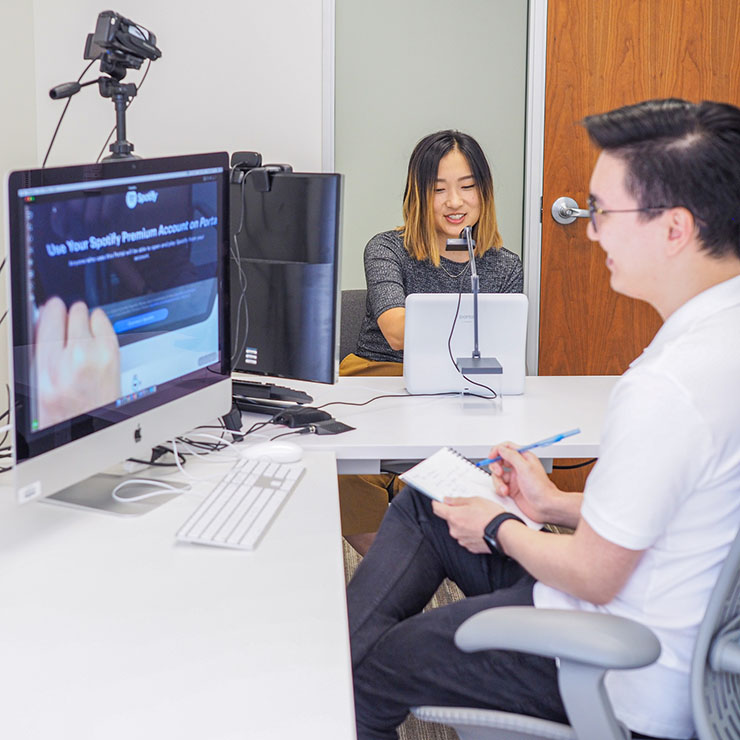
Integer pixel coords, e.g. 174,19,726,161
583,99,740,260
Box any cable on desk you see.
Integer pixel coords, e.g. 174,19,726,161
112,477,193,503
127,444,187,468
552,458,598,470
269,429,305,441
244,417,279,435
314,390,499,412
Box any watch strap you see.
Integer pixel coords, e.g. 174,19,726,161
484,512,525,555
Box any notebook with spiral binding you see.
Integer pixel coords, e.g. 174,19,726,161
399,447,539,528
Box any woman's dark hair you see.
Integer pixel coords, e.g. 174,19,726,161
583,98,740,259
400,130,502,265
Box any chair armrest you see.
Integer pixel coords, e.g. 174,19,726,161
455,607,659,740
710,628,740,674
455,607,660,670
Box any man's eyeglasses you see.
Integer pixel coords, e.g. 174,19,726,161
587,196,669,233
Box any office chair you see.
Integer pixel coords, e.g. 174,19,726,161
412,524,740,740
339,289,367,361
338,287,414,476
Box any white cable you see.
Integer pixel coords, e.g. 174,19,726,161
111,477,193,503
171,438,237,482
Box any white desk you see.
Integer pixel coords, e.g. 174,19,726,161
241,375,618,474
0,374,617,740
0,452,356,740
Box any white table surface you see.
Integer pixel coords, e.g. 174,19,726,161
240,375,618,474
0,451,355,740
0,373,617,740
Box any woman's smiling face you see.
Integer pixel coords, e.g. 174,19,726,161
432,148,481,250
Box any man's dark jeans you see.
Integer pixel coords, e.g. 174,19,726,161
347,486,568,740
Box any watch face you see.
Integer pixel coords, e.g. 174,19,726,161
483,533,498,553
484,519,502,552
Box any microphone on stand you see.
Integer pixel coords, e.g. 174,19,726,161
449,226,503,395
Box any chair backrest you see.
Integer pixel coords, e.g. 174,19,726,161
691,525,740,739
339,289,367,361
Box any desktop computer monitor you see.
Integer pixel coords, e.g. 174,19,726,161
4,152,232,509
230,169,342,390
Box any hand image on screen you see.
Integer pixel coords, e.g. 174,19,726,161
34,296,121,429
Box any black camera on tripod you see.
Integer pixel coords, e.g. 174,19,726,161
49,10,161,161
84,10,161,80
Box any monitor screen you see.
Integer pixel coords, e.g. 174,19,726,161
230,170,342,385
5,152,232,506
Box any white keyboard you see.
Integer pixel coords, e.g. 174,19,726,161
176,457,305,550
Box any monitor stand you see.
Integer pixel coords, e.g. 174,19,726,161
44,467,188,516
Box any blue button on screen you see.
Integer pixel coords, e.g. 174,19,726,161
113,308,169,334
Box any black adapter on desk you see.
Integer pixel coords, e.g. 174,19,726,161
272,406,333,428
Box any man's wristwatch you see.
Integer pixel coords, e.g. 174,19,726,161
484,512,525,555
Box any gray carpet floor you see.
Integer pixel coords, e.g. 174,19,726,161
342,539,461,740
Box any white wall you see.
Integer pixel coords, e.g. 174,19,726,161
335,0,528,290
0,0,327,406
30,1,325,168
0,4,38,394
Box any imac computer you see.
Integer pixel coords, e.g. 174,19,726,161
4,152,232,511
229,162,342,405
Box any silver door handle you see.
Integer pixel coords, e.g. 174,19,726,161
551,196,589,225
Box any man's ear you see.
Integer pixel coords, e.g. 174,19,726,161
666,207,696,256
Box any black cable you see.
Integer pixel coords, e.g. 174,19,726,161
552,458,597,470
177,436,229,453
230,175,250,365
269,430,305,441
444,270,498,398
193,423,230,433
314,389,498,413
42,59,96,168
0,256,6,274
245,419,273,435
126,457,184,468
0,384,10,452
127,444,186,467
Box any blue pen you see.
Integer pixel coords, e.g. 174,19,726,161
475,428,581,467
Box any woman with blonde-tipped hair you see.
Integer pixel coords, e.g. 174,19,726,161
340,129,522,376
339,130,523,554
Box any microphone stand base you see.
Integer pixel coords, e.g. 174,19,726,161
456,356,503,375
456,356,503,407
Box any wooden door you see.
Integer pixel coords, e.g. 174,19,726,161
539,0,740,376
539,0,740,491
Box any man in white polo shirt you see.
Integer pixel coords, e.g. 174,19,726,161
348,98,740,740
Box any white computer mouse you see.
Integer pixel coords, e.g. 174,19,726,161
240,440,304,463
